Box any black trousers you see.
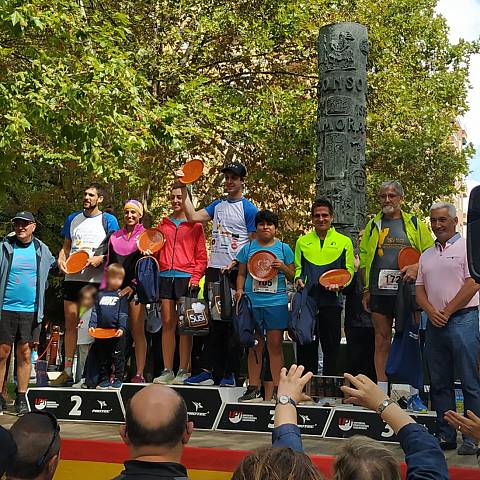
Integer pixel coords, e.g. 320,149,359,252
345,326,376,381
296,306,342,376
199,268,241,382
90,335,126,381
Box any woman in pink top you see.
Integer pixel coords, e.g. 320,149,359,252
103,200,146,383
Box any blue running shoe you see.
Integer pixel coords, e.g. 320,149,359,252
219,373,236,387
110,379,123,390
407,394,428,413
96,379,111,390
184,371,214,386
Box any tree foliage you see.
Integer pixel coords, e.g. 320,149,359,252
0,0,477,247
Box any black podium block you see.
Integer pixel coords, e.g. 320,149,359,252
217,402,332,437
26,387,125,423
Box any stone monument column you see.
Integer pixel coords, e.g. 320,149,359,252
317,22,368,241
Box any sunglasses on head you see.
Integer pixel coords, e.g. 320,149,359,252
29,411,60,468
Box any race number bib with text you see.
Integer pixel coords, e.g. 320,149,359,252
252,276,278,293
378,269,401,290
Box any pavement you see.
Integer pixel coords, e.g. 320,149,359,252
1,411,479,469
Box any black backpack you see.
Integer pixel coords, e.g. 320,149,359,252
135,256,160,304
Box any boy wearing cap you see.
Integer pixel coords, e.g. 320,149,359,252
179,161,258,386
0,212,55,414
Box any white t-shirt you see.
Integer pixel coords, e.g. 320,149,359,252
204,198,258,269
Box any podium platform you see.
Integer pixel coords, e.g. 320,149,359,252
26,384,438,442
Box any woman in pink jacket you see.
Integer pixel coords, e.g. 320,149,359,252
103,200,146,383
153,185,208,385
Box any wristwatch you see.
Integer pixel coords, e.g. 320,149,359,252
276,395,297,408
376,398,396,415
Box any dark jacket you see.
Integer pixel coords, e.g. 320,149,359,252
89,290,128,331
272,423,448,480
113,460,188,479
0,235,56,323
343,272,373,329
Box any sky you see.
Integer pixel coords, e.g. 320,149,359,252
436,0,480,183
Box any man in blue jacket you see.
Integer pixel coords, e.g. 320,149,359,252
0,212,55,414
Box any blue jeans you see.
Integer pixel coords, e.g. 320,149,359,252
425,308,480,445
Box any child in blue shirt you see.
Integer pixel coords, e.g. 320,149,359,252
235,210,295,402
88,263,128,389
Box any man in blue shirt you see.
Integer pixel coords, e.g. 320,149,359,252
52,183,119,386
0,212,55,414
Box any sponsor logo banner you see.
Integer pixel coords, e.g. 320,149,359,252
26,388,124,423
217,403,331,436
325,408,437,443
121,384,222,430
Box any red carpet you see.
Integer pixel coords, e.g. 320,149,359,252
61,438,480,480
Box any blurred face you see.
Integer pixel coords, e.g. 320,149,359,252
124,208,141,227
256,221,276,242
223,172,243,196
312,206,332,234
80,291,95,309
379,186,403,215
170,188,184,214
83,188,103,211
430,208,457,244
107,273,124,290
13,220,36,243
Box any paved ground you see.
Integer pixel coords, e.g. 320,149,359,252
1,412,479,469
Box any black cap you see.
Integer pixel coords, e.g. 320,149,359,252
221,162,247,178
11,211,35,223
0,426,17,476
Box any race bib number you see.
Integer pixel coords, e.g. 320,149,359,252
253,276,278,293
378,269,401,290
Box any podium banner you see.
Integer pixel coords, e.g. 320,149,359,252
217,402,332,437
26,388,125,423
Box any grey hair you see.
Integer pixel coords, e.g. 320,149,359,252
430,201,457,218
379,181,404,197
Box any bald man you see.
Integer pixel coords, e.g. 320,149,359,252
115,384,193,479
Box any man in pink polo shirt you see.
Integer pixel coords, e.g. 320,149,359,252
416,201,480,456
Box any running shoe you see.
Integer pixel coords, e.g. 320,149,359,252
153,369,175,385
219,373,236,387
172,369,190,385
458,442,477,455
110,379,123,390
50,370,73,387
184,371,214,386
96,379,111,390
406,394,428,413
72,378,86,389
131,374,146,384
238,386,263,403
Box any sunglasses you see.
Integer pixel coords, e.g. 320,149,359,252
29,411,60,468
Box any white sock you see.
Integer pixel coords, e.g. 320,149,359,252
410,386,419,396
377,381,388,394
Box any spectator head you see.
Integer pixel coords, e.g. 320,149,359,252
83,182,106,211
79,284,97,310
106,263,125,291
430,201,458,245
231,447,322,480
11,212,37,244
378,180,404,215
121,384,193,462
311,198,334,235
333,436,400,480
0,426,17,477
8,412,61,480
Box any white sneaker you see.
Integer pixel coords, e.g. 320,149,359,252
153,369,175,385
172,369,190,384
72,379,85,389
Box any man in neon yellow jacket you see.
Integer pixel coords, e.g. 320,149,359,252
294,198,354,375
360,181,433,394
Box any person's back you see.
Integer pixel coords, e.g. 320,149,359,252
114,384,193,480
7,412,60,480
